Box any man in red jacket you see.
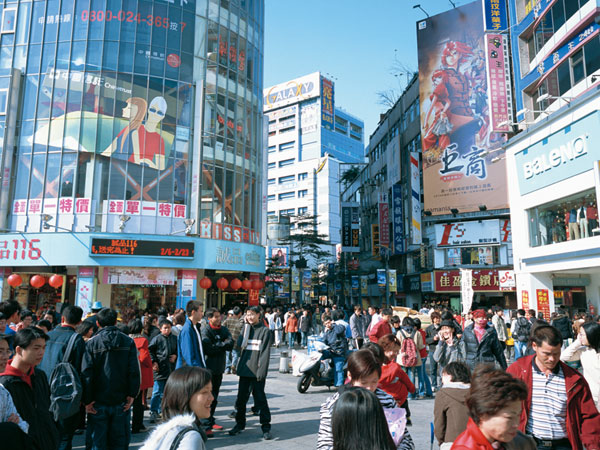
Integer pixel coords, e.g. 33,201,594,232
367,308,393,344
507,325,600,450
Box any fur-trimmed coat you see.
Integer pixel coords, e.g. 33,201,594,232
140,414,206,450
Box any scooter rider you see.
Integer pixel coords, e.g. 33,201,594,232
321,314,348,387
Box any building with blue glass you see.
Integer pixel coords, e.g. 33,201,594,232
0,0,266,314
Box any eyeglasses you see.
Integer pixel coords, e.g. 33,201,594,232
149,108,165,117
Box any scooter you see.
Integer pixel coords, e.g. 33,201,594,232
297,342,337,393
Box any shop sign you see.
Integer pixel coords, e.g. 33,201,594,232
103,267,176,285
263,72,320,112
461,268,474,313
199,220,261,245
499,270,516,291
434,269,502,292
392,183,404,254
485,34,513,133
552,275,590,287
379,194,390,248
420,272,434,292
521,290,529,310
360,276,368,295
388,270,397,293
482,0,508,32
435,219,501,247
536,289,550,321
341,202,360,252
377,269,386,288
403,274,421,293
0,238,42,262
321,76,334,131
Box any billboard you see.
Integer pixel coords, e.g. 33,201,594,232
270,246,289,267
378,193,390,248
417,1,508,215
485,34,512,133
321,76,335,131
410,152,422,245
341,202,360,252
435,219,501,247
263,72,321,112
391,183,404,255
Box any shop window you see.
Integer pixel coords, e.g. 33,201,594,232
527,188,597,247
557,60,571,95
446,246,499,266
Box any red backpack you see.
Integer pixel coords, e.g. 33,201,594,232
400,330,418,367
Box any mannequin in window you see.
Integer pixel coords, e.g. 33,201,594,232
578,202,589,238
568,207,580,240
587,201,598,233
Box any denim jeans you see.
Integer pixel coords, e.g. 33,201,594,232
288,332,296,348
226,348,240,371
86,403,131,450
300,331,308,347
321,349,346,387
514,341,527,360
150,380,166,414
428,352,440,389
417,358,433,397
402,366,418,399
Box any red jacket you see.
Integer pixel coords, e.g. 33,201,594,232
507,355,600,450
134,336,154,391
368,320,392,343
452,417,495,449
418,329,428,358
378,361,415,406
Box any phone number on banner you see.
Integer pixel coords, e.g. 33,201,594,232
81,10,187,32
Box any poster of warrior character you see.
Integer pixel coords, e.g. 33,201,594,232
417,1,508,215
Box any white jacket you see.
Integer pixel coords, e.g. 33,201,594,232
140,414,205,450
561,339,600,410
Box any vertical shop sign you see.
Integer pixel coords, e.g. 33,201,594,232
392,183,404,254
341,202,360,252
379,193,390,248
460,268,474,313
302,270,312,290
377,269,387,288
291,267,300,292
321,76,334,130
536,289,550,320
485,34,512,132
360,276,368,295
521,290,529,310
482,0,508,32
76,267,96,315
410,153,422,245
351,276,359,293
177,270,197,309
388,270,397,293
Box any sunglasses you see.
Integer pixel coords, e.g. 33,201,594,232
149,107,165,117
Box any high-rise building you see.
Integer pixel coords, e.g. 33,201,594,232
0,0,266,313
264,72,364,263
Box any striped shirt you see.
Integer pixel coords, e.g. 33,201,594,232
526,359,568,440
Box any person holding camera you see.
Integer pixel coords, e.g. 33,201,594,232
433,320,466,375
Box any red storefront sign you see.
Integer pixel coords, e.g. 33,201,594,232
433,270,512,292
536,289,550,321
521,290,529,310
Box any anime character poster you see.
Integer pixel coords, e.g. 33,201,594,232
417,1,508,215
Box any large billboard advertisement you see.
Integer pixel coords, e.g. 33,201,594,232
263,72,321,112
417,1,508,215
320,76,334,131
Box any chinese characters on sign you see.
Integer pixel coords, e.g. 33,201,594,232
521,290,530,310
378,194,390,248
341,203,360,252
536,289,550,320
0,239,42,261
433,269,513,292
321,76,334,131
392,184,404,254
482,0,508,32
485,34,513,132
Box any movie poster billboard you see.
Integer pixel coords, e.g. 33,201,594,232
417,1,508,215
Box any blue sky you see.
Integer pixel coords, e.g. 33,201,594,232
264,0,474,141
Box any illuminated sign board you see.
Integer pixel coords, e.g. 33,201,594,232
90,238,194,258
263,72,321,111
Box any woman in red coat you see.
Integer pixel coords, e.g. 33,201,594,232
452,365,536,449
129,318,154,433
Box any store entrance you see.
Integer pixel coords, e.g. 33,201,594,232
110,284,178,313
554,286,587,313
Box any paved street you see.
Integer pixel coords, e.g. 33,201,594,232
74,347,436,449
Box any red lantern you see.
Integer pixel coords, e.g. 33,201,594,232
230,278,242,290
49,274,63,289
251,280,261,290
7,273,22,288
242,279,252,290
258,280,265,289
216,277,229,290
199,277,212,289
30,275,46,289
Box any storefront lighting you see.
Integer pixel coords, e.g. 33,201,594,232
537,93,573,105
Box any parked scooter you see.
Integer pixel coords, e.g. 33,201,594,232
297,342,337,393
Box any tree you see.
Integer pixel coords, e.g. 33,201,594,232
277,214,332,269
375,55,417,108
340,165,361,188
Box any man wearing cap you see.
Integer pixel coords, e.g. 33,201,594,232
462,309,506,370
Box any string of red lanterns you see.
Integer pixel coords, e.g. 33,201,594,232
198,276,264,291
6,273,64,289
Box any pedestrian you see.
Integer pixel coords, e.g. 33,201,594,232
223,306,244,372
396,317,425,399
0,327,59,450
0,333,29,444
201,307,233,436
491,307,508,359
81,308,140,450
369,308,394,344
507,325,600,449
332,387,396,450
299,309,311,348
425,311,442,390
229,306,274,440
433,361,471,450
83,301,103,334
377,334,415,425
273,307,284,347
317,348,415,450
313,306,323,335
366,306,382,334
171,311,186,337
413,318,433,399
462,309,507,371
560,321,600,411
551,307,573,348
143,314,160,342
350,305,368,349
511,309,531,360
321,313,348,388
452,365,536,449
0,300,21,346
140,366,212,450
38,305,85,450
176,300,206,369
15,310,34,331
284,311,298,349
433,319,466,372
128,318,153,433
76,320,94,342
148,318,178,424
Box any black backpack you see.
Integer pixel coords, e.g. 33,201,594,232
49,333,82,421
514,317,531,343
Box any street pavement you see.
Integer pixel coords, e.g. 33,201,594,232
73,347,436,449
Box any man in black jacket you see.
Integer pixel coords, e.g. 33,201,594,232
425,311,442,391
148,318,177,422
201,307,233,435
0,327,59,450
81,308,140,450
229,306,274,440
550,306,573,347
39,305,85,450
321,314,348,388
462,309,507,371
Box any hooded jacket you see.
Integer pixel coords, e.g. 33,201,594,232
452,417,536,449
462,323,507,370
81,325,141,406
507,355,600,450
236,321,273,381
140,414,206,450
433,383,470,444
149,332,178,381
551,315,573,340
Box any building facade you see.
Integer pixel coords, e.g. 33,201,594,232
0,0,266,314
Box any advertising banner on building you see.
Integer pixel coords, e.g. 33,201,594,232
321,76,335,131
410,152,422,245
388,270,397,293
498,269,515,291
360,276,368,295
434,269,508,292
392,183,404,255
371,224,380,257
379,193,390,248
377,269,387,288
351,276,359,293
103,267,176,285
482,0,508,32
263,72,321,112
435,219,501,247
417,1,508,215
460,268,474,314
291,267,300,291
341,202,360,252
270,247,289,267
485,34,513,133
521,290,530,310
302,269,312,290
421,272,434,292
536,289,550,320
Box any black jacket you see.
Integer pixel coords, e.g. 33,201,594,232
550,315,573,340
462,324,507,370
0,368,59,450
425,324,441,351
38,325,86,381
322,323,348,357
236,322,273,381
299,315,311,333
201,324,233,375
81,326,141,406
149,333,178,381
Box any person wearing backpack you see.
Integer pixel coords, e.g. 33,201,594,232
396,317,425,400
38,305,85,450
510,309,531,360
0,327,59,450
